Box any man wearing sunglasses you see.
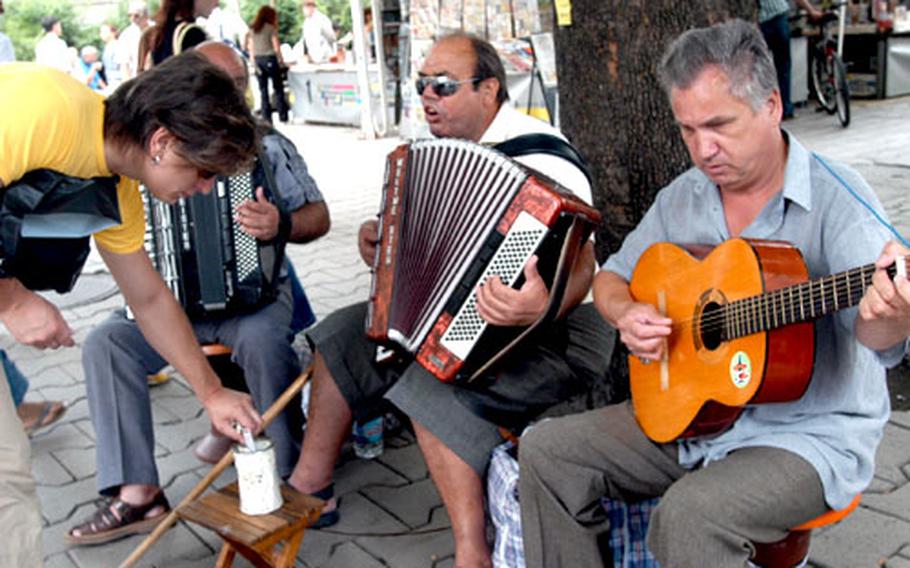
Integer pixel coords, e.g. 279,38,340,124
286,33,614,568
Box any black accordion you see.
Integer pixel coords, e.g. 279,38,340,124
143,155,286,317
366,139,602,383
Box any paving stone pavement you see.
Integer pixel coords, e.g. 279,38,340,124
3,98,910,568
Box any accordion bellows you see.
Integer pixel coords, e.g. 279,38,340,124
143,157,285,317
366,139,601,382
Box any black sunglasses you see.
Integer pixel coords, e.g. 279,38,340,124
415,75,481,97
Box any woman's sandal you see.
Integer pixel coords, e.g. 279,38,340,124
65,491,171,546
19,400,66,436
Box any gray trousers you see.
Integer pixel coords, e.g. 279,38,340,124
0,362,43,567
518,402,828,568
83,280,302,495
310,302,615,475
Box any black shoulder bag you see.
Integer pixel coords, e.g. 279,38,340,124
0,169,121,293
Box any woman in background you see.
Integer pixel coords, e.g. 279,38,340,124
137,0,216,71
247,5,289,124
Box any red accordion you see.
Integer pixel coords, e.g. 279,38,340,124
366,139,601,383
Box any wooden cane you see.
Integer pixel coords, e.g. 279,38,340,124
119,366,312,568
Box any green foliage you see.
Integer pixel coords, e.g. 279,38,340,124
319,0,351,38
0,0,102,62
106,3,133,34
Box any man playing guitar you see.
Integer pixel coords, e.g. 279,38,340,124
518,19,910,567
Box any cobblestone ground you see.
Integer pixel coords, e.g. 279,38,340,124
2,98,909,567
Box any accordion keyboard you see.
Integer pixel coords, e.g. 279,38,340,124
140,155,284,317
222,172,259,284
440,211,548,359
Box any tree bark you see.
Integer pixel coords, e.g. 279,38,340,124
554,1,756,262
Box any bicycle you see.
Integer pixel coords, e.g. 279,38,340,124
808,0,851,127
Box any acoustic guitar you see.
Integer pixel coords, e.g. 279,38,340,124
628,237,906,443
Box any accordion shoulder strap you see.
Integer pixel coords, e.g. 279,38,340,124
493,133,593,187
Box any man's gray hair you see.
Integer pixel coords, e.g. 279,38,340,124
658,19,778,111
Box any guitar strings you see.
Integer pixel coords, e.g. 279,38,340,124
661,262,890,338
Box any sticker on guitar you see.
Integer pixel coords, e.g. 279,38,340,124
729,351,752,389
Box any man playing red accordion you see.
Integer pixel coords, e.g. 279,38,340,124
287,32,616,567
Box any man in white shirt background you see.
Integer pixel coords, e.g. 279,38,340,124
34,15,72,72
301,0,335,63
116,1,149,80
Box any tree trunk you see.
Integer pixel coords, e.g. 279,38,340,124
554,1,756,262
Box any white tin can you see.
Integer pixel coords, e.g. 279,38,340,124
233,438,284,515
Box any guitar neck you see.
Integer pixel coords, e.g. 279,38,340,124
724,257,908,340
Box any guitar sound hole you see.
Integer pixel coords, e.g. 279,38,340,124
700,301,724,350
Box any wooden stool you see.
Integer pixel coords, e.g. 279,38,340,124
202,344,247,392
177,482,324,568
751,494,861,568
147,344,246,388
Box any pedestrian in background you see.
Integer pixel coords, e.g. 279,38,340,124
74,44,106,91
759,0,822,119
137,0,215,71
34,15,72,72
301,0,335,64
117,1,149,79
99,22,121,89
246,5,289,124
0,0,14,63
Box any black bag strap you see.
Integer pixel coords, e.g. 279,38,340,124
493,133,593,188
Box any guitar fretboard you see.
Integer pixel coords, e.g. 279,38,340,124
721,258,907,340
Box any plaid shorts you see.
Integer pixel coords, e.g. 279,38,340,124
487,440,660,568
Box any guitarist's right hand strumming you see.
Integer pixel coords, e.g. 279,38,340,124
616,303,673,364
593,271,671,364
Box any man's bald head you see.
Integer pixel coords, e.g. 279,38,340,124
196,41,248,92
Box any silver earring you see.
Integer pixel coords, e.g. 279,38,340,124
153,155,162,165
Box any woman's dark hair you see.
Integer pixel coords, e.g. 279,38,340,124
104,50,259,176
251,6,278,33
144,0,196,53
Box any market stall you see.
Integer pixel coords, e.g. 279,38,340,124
285,0,561,138
287,63,395,127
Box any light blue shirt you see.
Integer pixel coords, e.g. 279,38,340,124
260,129,324,280
0,32,14,63
602,133,906,509
759,0,791,23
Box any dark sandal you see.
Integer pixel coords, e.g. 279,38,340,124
65,492,171,546
310,484,339,528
